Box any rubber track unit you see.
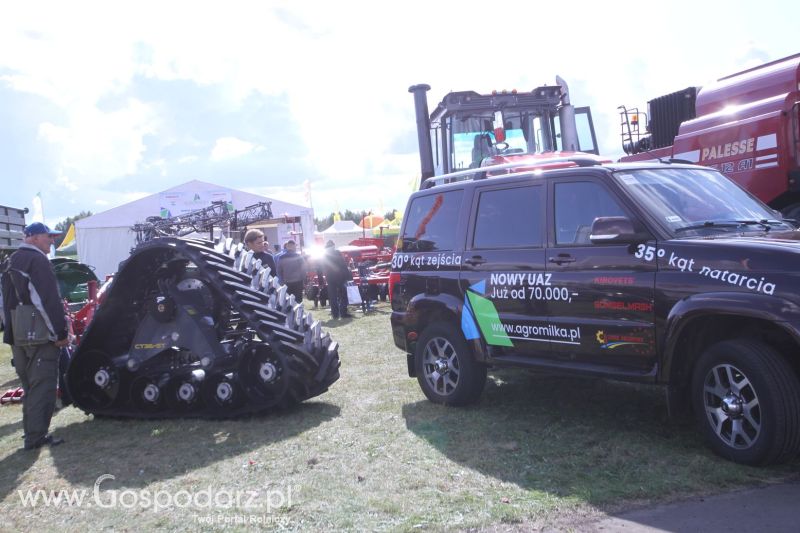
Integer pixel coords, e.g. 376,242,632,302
66,237,340,418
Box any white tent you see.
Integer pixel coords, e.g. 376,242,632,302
319,220,365,248
76,180,315,279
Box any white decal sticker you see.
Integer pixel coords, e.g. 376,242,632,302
488,272,574,303
491,322,581,344
391,252,461,270
633,247,777,295
756,134,777,150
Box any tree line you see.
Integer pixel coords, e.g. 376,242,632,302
314,210,397,232
52,211,93,247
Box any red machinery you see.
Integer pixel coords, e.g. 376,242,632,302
619,53,800,218
305,243,392,307
70,277,111,343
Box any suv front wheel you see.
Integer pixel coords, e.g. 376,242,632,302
415,323,487,406
691,339,800,465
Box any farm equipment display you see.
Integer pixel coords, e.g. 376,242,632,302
409,77,599,187
65,236,340,418
618,53,800,218
132,200,273,244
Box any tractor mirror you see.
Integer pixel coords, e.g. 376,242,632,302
492,110,506,143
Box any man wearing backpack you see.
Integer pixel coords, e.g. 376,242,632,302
1,222,69,450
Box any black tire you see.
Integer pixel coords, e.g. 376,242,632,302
415,322,486,406
691,339,800,465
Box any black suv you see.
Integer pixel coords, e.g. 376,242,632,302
390,159,800,465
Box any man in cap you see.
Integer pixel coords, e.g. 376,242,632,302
1,222,69,450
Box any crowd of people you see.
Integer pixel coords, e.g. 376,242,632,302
243,229,377,318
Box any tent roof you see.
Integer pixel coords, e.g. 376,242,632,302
76,179,312,229
321,220,361,233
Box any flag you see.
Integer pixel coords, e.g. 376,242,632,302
31,192,44,223
57,224,77,253
333,200,341,222
303,179,311,201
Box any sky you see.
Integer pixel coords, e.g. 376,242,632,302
0,0,796,229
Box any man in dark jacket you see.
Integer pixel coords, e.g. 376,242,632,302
1,222,69,450
321,241,352,319
243,229,276,274
276,240,307,303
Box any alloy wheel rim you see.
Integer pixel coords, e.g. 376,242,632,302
422,337,461,396
703,363,761,449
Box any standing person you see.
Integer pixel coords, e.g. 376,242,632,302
1,223,69,450
275,240,307,303
274,243,286,265
321,241,352,319
243,229,276,274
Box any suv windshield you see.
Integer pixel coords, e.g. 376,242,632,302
613,168,791,236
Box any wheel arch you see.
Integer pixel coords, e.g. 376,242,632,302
404,292,464,354
662,292,800,390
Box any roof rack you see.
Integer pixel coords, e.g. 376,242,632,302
421,155,609,189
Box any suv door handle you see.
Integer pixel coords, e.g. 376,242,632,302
548,254,576,265
465,256,486,266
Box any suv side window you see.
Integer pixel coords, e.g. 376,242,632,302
554,181,626,245
400,190,464,252
472,185,543,249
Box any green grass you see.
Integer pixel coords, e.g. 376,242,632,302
0,302,798,531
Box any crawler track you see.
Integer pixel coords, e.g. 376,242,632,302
66,237,340,418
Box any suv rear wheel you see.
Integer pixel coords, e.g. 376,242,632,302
691,339,800,465
415,323,487,406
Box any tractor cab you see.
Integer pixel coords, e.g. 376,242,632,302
410,78,599,186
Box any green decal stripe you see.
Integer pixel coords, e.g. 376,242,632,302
466,291,513,347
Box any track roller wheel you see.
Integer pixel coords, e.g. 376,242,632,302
238,342,290,407
202,372,245,414
165,369,205,412
131,375,168,414
66,349,122,410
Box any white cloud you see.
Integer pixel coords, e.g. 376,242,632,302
37,98,157,184
55,172,79,192
0,0,796,224
210,137,261,161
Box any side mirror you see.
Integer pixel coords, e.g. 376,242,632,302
590,216,648,244
492,110,506,143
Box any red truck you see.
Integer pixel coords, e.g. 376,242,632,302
619,53,800,218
